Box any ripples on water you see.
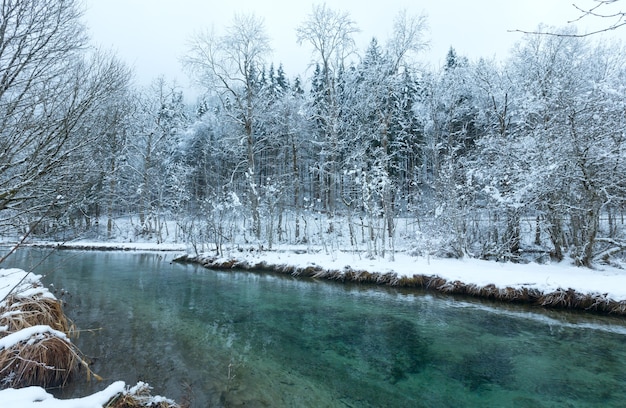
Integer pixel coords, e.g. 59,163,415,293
3,249,626,407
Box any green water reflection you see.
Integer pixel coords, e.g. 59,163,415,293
4,248,626,407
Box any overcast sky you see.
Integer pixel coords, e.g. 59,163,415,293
83,0,625,96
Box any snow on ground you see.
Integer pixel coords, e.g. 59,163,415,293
30,241,187,252
0,379,177,408
0,381,125,408
0,268,52,302
205,249,626,302
20,239,626,302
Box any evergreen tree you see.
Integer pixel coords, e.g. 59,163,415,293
275,63,289,94
292,76,305,97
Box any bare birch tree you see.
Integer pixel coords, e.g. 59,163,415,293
184,13,271,240
296,3,359,230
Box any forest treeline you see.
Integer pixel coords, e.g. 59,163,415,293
2,1,625,267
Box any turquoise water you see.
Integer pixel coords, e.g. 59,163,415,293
3,248,626,407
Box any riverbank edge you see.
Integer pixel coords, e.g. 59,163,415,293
25,241,188,252
173,253,626,316
0,269,183,407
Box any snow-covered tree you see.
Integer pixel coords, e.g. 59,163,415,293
86,87,136,238
185,13,271,240
0,0,129,234
127,78,188,241
468,29,626,266
297,3,359,222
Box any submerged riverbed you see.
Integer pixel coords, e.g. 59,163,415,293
4,248,626,407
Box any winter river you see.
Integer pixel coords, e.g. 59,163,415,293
4,248,626,407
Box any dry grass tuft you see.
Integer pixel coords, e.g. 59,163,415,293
105,382,183,408
426,276,448,290
280,264,296,274
397,274,426,287
438,280,466,294
0,291,103,390
329,269,345,281
354,270,374,283
610,301,626,314
479,284,499,298
465,284,482,296
539,288,576,308
377,272,399,285
0,331,79,389
0,295,72,336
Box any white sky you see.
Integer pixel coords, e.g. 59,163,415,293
83,0,625,96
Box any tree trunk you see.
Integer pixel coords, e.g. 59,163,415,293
579,202,601,267
292,138,301,240
547,210,565,262
245,115,261,240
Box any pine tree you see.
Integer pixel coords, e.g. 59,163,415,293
292,76,305,96
275,63,289,94
445,47,458,71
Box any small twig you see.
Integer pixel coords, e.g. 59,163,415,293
227,363,235,380
510,0,626,37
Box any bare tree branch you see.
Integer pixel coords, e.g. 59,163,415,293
510,0,626,37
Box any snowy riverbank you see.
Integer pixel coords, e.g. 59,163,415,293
0,380,178,408
13,238,626,313
175,248,626,314
16,238,626,312
0,267,181,407
28,241,188,252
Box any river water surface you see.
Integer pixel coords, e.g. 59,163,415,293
4,248,626,407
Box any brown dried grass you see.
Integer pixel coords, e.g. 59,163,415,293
610,301,626,314
539,288,577,308
104,382,182,408
354,270,375,283
0,331,80,388
0,292,102,389
378,272,399,285
438,280,466,294
465,284,482,296
0,295,72,336
426,276,448,290
397,274,426,287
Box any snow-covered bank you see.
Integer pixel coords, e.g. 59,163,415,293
0,381,125,408
0,268,53,301
0,381,180,408
0,268,182,407
12,240,626,314
28,241,187,252
175,250,626,315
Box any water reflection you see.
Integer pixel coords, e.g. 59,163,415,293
2,248,626,407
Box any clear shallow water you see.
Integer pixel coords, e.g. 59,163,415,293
3,248,626,407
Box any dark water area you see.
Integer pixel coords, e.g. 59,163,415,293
3,248,626,407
